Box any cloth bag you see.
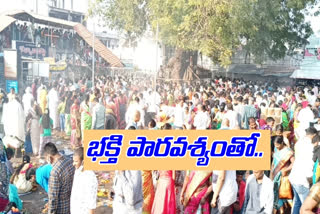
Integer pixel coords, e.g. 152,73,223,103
279,176,293,199
2,136,23,149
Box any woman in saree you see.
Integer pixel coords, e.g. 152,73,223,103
114,92,127,129
175,170,186,214
26,101,41,156
213,103,226,130
0,138,10,212
167,91,174,107
312,135,320,185
80,94,92,143
142,170,155,214
270,136,295,214
280,104,289,131
180,171,212,214
151,170,176,214
289,100,297,121
293,103,302,139
39,86,47,114
274,125,290,148
70,98,81,148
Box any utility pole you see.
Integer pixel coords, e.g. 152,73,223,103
36,0,38,14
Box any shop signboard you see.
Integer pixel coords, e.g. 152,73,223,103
15,41,48,60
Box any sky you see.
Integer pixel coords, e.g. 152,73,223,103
0,0,319,35
305,2,320,35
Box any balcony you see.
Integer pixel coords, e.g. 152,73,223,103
48,6,84,24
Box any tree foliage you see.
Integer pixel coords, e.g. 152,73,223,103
89,0,319,66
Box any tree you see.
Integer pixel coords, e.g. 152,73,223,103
89,0,318,76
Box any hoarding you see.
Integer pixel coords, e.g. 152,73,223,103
4,50,17,78
33,62,50,77
6,80,18,93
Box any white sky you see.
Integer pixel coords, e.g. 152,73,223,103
305,2,320,35
0,0,319,35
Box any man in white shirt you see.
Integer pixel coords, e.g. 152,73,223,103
220,118,230,130
211,170,237,214
233,96,245,129
308,91,317,106
313,86,318,97
37,81,44,104
91,98,106,130
138,93,146,127
297,105,315,139
223,103,238,130
113,170,143,214
125,110,141,130
2,98,25,148
22,87,34,116
70,147,98,214
242,170,274,214
126,97,144,128
173,99,184,130
146,90,160,125
276,91,285,104
289,127,317,214
193,105,210,130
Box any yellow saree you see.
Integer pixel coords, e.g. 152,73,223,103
142,170,155,214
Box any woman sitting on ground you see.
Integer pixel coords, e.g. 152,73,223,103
10,155,34,194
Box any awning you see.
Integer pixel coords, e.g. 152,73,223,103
2,10,123,68
74,24,123,67
291,70,320,80
2,10,77,29
262,72,293,77
0,15,16,33
228,64,264,75
44,57,67,71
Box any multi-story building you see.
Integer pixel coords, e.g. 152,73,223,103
291,35,320,81
48,0,87,24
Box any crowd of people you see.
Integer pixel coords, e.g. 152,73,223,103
1,75,320,213
0,21,110,68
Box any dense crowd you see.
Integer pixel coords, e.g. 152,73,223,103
1,75,320,214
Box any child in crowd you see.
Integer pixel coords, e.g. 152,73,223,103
39,108,53,157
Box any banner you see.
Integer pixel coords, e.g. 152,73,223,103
84,130,270,171
15,41,48,60
4,50,17,78
6,80,18,93
33,62,50,77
